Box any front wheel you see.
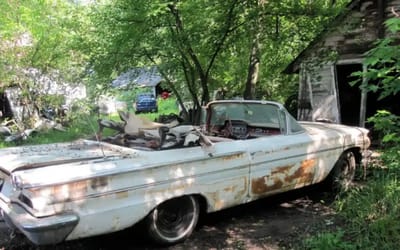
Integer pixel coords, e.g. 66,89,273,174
145,196,200,245
326,151,356,193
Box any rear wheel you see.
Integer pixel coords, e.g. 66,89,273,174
326,151,356,193
145,196,199,245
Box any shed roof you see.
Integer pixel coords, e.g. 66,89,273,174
112,66,162,88
283,0,361,74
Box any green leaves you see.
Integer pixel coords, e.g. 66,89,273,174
81,0,345,103
0,0,351,109
356,17,400,100
0,0,87,77
367,110,400,146
385,17,400,34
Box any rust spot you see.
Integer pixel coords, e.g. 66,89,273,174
206,178,248,211
91,176,108,190
68,180,88,193
251,177,266,194
115,190,129,199
267,178,284,190
222,153,244,161
284,159,316,184
271,165,294,175
251,176,284,194
301,159,315,169
251,159,317,195
223,186,236,192
32,180,89,203
206,192,224,210
234,177,248,201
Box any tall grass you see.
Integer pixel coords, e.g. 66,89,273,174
335,156,400,249
303,148,400,250
303,111,400,249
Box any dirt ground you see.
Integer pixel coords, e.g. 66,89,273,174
0,185,342,250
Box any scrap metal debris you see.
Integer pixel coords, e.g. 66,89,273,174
0,108,209,150
0,118,66,142
97,111,209,150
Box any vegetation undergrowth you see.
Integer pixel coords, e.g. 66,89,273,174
302,111,400,250
0,97,178,148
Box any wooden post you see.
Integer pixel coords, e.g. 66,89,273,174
359,64,368,127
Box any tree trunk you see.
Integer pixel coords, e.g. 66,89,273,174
243,38,260,100
243,2,262,100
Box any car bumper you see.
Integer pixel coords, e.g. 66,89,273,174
136,107,157,112
0,201,79,245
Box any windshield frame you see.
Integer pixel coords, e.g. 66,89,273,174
204,100,305,136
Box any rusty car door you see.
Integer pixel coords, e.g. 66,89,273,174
247,133,317,199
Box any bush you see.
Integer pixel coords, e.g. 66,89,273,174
367,110,400,147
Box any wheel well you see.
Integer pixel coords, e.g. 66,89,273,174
145,194,208,218
192,194,208,215
347,147,362,165
322,148,359,192
143,194,209,227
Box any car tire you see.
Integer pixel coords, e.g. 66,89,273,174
326,151,356,193
145,195,199,245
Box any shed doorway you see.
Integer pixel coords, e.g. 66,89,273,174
336,64,362,126
0,92,13,120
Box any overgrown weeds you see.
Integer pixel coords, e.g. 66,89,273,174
302,111,400,250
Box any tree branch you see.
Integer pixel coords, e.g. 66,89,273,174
391,7,400,17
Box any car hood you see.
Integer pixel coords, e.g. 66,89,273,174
300,121,369,135
0,139,211,189
0,139,136,175
300,121,370,148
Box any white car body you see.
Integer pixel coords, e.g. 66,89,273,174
0,100,370,245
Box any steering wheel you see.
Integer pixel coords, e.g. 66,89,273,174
221,119,249,139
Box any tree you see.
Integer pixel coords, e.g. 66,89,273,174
0,0,86,126
350,16,400,147
0,0,349,125
243,0,263,100
355,17,400,99
83,0,349,121
82,1,249,122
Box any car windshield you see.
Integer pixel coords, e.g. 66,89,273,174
137,93,154,99
209,102,282,129
139,97,154,101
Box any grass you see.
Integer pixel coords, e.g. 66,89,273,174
303,110,400,250
302,147,400,250
140,97,179,121
304,230,354,250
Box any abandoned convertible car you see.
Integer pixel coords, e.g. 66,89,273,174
0,100,370,246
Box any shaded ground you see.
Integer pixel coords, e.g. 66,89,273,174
0,185,342,250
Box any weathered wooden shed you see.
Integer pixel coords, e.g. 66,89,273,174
284,0,400,127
